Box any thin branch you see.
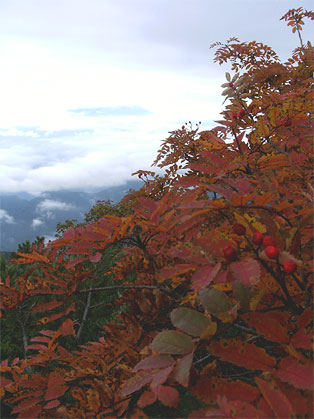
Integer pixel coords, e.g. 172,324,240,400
76,285,93,341
266,137,289,156
16,305,29,361
78,284,174,297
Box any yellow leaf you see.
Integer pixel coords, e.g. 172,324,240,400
268,107,281,127
285,227,298,250
234,213,266,234
212,283,232,292
200,322,217,339
256,118,270,137
249,288,266,311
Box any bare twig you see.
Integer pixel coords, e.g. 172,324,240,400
76,283,93,341
78,284,174,297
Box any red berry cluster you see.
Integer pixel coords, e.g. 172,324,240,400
251,232,297,273
225,224,298,274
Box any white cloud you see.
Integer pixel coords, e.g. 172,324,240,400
32,218,44,228
0,0,312,193
0,209,15,224
37,200,74,212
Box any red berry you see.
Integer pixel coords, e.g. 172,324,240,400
252,232,264,246
283,259,296,273
232,223,246,236
229,82,234,87
238,108,246,119
263,235,276,247
182,125,185,130
223,246,237,262
265,246,279,259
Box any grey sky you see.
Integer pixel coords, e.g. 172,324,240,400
0,0,312,194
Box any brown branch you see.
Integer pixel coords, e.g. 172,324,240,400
76,282,93,341
78,284,174,296
16,305,29,360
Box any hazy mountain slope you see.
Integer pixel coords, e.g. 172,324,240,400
0,180,142,251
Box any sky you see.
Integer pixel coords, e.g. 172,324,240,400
0,0,313,195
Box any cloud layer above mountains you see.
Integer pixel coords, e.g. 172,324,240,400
0,0,312,194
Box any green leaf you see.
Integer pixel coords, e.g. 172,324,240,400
198,288,233,316
232,280,254,311
152,331,194,355
170,307,212,337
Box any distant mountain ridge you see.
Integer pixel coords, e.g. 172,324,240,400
0,180,142,252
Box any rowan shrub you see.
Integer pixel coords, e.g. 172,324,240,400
1,7,313,418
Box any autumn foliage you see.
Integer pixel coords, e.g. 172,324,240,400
1,8,313,418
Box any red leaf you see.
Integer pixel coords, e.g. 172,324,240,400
31,300,64,313
291,307,313,349
11,397,41,414
66,256,88,269
291,327,312,350
45,374,68,401
39,329,55,337
0,377,13,387
133,355,174,372
26,344,48,351
44,399,60,409
30,336,51,343
218,398,266,418
63,227,75,239
173,352,193,387
230,258,261,285
151,366,173,388
59,319,75,337
155,385,179,408
89,252,102,263
209,339,276,371
191,376,259,405
276,381,313,417
11,357,20,366
298,307,313,329
137,390,157,408
191,263,221,291
273,356,313,390
255,377,295,418
189,407,226,418
243,311,291,344
120,370,152,397
17,405,43,418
